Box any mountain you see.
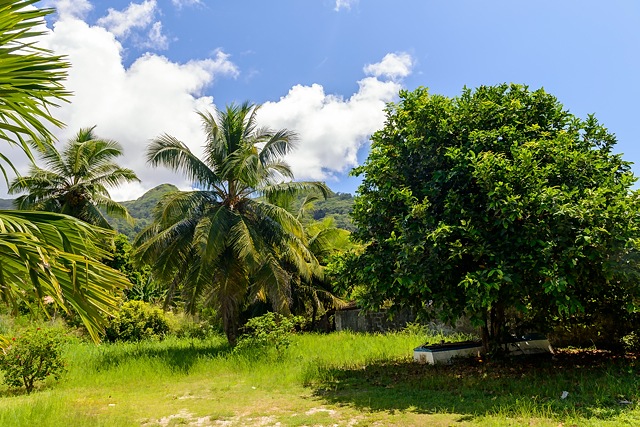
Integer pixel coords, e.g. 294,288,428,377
308,192,355,231
110,184,356,238
0,183,355,239
0,198,13,209
106,183,179,240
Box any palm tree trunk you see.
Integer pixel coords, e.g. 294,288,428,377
222,308,239,347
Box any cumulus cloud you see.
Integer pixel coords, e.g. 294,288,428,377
142,21,169,50
171,0,203,8
97,0,157,39
334,0,358,12
29,13,239,201
49,0,92,19
363,52,413,80
259,52,414,182
15,3,412,201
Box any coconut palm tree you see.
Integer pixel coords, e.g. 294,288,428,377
134,102,328,345
9,126,140,228
0,1,130,343
277,195,352,329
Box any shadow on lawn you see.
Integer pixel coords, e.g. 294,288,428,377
310,350,639,422
95,339,231,374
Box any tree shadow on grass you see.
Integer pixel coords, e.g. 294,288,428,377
94,338,231,374
310,350,639,422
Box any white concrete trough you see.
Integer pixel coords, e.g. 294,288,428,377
502,333,553,356
413,340,483,365
413,333,553,365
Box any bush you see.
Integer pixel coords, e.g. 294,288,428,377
105,301,171,342
234,312,305,358
172,312,220,340
0,326,67,393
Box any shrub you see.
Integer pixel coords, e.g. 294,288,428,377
0,326,67,393
234,312,305,358
172,313,219,340
105,301,171,342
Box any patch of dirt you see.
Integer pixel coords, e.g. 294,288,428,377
305,407,337,416
148,409,212,426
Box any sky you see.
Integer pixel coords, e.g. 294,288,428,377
6,0,640,201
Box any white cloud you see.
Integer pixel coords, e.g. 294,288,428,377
142,21,169,50
259,53,414,182
363,52,413,80
49,0,92,19
171,0,203,8
27,13,239,201
12,9,411,201
97,0,157,39
334,0,358,12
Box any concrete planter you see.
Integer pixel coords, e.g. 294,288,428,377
502,333,553,356
414,334,553,365
413,341,483,364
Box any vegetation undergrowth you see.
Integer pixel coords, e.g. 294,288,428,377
0,326,637,426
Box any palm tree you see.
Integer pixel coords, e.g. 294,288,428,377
281,196,351,329
134,102,327,345
0,1,131,343
9,126,140,228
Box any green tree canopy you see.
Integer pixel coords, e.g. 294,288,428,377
134,103,327,345
341,84,640,349
9,126,140,228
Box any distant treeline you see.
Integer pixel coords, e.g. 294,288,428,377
0,184,356,239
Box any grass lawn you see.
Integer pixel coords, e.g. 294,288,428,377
0,331,638,426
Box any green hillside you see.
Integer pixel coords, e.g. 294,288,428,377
107,184,179,240
0,183,355,239
309,192,355,231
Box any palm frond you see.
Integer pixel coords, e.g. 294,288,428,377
0,0,70,152
0,211,130,341
148,134,221,191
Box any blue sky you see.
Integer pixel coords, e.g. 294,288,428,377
25,0,640,200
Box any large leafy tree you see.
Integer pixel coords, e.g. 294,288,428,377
9,126,140,228
134,103,327,345
0,1,130,342
341,84,640,350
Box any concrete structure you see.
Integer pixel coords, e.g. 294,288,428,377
413,334,553,365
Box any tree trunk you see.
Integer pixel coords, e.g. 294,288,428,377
481,304,506,356
221,300,240,347
311,302,318,331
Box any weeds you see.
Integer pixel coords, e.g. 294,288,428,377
0,327,637,426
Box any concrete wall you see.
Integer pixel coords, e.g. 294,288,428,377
335,308,415,333
334,308,478,335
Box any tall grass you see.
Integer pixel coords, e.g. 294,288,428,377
0,328,638,426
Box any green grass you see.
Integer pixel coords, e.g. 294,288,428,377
0,330,638,426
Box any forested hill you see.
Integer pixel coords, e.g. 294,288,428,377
106,183,179,240
111,184,356,239
306,192,355,231
0,198,13,209
0,184,356,239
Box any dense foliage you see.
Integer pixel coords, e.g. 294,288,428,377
234,312,304,358
340,84,640,349
306,192,355,231
105,301,171,342
0,326,66,393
